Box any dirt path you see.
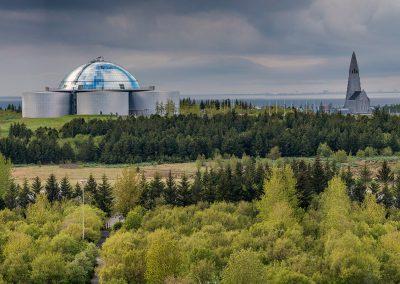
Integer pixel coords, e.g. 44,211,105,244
91,230,110,284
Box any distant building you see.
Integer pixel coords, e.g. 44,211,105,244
343,52,371,114
22,57,180,118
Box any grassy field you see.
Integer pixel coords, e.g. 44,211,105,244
0,111,113,136
12,162,201,184
11,156,400,185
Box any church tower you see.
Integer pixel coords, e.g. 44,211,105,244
343,52,370,114
346,51,361,100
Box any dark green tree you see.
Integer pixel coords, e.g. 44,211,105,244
163,171,176,205
190,170,202,204
380,184,394,208
18,178,32,208
31,176,43,198
73,182,82,199
84,174,98,204
377,161,394,185
175,174,191,206
294,160,314,208
311,156,327,194
59,176,73,200
4,180,18,209
45,174,59,203
96,174,113,215
142,172,164,209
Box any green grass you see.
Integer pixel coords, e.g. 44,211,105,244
0,111,114,137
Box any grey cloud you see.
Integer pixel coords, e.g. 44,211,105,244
0,0,399,96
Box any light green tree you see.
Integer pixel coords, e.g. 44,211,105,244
31,252,66,283
99,231,146,283
221,249,266,284
145,229,181,283
113,168,142,216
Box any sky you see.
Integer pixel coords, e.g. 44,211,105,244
1,0,400,96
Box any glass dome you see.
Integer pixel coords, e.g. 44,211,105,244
58,57,140,91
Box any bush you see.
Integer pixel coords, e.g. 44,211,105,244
364,146,378,157
268,146,281,160
332,150,348,163
124,206,145,230
317,143,333,157
381,147,393,156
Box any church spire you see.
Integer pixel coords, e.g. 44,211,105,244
346,51,361,100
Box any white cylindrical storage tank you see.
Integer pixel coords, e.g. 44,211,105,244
22,91,70,118
77,91,129,115
130,91,180,116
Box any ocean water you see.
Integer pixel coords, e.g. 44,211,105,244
0,96,21,109
182,92,400,109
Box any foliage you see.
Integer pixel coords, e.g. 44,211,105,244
1,109,400,164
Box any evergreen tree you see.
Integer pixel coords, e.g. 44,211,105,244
380,184,394,208
31,176,43,198
394,176,400,209
84,174,97,204
351,180,366,203
59,176,73,200
294,160,314,208
230,162,244,202
73,182,82,199
340,165,355,195
4,180,18,209
311,156,327,194
18,178,32,208
143,173,164,209
200,168,216,203
96,174,113,215
359,163,372,186
377,161,394,185
163,171,177,205
175,174,191,206
45,174,59,203
190,170,202,204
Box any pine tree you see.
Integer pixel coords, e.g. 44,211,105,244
73,182,82,199
311,156,327,194
340,165,354,191
377,161,394,185
359,163,372,186
143,173,164,209
380,184,394,208
31,176,43,198
163,171,176,205
4,181,18,209
45,174,59,203
84,174,97,205
200,168,215,203
18,178,32,208
393,176,400,209
295,160,314,208
176,174,191,206
190,170,202,204
59,176,73,200
96,174,113,215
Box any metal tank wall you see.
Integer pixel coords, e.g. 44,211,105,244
22,91,70,118
129,91,180,116
77,91,129,115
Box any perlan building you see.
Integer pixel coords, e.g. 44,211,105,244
22,57,180,118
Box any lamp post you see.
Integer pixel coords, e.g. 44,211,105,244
80,179,86,240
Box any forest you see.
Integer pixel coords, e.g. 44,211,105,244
1,153,400,282
0,108,400,164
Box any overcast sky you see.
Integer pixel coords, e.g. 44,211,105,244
1,0,400,96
